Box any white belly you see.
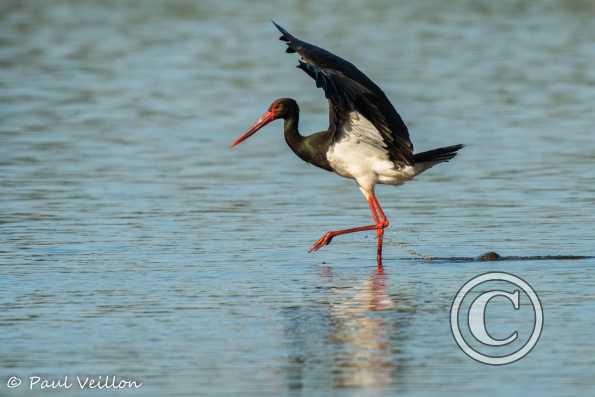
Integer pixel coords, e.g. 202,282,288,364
326,112,416,191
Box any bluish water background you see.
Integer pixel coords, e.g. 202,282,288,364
1,1,595,396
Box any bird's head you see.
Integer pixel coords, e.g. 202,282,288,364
230,98,298,148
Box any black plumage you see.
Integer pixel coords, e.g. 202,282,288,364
272,21,414,165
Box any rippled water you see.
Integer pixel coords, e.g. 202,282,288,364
2,1,595,396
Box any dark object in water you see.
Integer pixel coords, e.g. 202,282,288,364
479,251,501,261
399,252,594,263
474,251,593,262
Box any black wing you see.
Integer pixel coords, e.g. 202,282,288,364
273,21,413,164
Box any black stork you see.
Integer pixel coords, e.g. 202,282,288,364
231,22,464,267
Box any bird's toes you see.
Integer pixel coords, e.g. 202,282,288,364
308,232,333,253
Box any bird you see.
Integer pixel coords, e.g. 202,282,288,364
230,22,464,267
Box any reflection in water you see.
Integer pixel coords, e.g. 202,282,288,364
329,268,398,389
283,267,415,392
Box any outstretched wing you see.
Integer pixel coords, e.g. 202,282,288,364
273,21,413,164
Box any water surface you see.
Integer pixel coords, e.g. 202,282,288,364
1,1,595,396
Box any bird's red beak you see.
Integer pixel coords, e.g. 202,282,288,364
230,110,276,148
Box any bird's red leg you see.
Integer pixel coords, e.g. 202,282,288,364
370,195,383,262
309,193,388,254
376,231,384,267
371,195,390,268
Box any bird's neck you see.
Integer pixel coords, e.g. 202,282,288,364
283,111,305,157
282,108,333,171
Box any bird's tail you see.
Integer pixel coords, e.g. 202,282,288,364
413,144,464,173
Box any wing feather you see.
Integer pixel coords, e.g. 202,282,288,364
273,21,413,164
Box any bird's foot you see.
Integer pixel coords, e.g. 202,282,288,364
308,232,335,253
